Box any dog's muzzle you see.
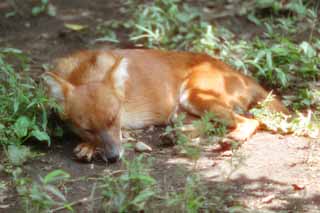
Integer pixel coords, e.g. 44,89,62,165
99,131,120,163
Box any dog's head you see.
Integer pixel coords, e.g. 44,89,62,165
43,55,128,163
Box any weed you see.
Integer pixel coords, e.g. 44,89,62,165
97,0,205,49
164,112,227,160
5,145,33,166
167,175,205,213
125,0,204,49
5,0,56,17
0,180,8,197
100,155,156,212
164,113,201,161
0,48,55,147
285,88,320,110
246,0,318,26
192,112,227,139
166,174,247,212
12,168,71,213
31,0,56,16
245,37,320,89
249,0,311,16
0,48,67,211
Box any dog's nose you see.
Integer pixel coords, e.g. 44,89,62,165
107,154,119,163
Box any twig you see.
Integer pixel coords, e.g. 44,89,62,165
50,196,103,212
109,169,127,176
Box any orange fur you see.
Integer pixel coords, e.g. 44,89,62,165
43,49,288,162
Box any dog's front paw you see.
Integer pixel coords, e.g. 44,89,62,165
74,142,98,161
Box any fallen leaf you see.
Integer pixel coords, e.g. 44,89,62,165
64,23,87,31
292,184,305,191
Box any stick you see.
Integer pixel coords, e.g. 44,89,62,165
51,197,102,212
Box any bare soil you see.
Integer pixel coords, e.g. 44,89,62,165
1,1,320,212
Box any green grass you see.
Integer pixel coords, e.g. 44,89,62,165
12,168,72,213
31,0,56,16
100,155,157,212
163,112,227,161
0,48,65,212
5,0,56,17
245,37,319,89
166,175,205,213
0,48,54,147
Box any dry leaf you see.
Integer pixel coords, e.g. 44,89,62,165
292,184,305,191
64,23,87,31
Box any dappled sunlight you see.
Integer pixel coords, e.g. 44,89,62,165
153,130,320,211
1,0,320,212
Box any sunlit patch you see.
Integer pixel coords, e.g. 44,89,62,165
196,93,216,101
179,89,200,115
96,52,116,72
165,157,216,178
112,58,129,98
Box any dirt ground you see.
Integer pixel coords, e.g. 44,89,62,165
1,1,320,212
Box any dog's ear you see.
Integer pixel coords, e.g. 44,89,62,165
42,72,74,103
105,56,129,99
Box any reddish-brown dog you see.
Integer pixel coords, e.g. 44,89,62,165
43,49,288,162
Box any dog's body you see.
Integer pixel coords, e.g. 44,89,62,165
44,49,288,162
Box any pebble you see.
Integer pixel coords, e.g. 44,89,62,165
135,141,152,152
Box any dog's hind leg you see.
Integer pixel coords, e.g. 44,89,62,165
179,87,259,141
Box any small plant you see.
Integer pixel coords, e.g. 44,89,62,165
0,48,55,147
245,38,319,89
246,0,317,24
164,112,227,160
166,174,247,212
167,175,205,213
13,168,71,213
250,0,310,16
285,88,320,110
5,145,33,166
0,180,8,198
192,112,227,139
97,1,208,49
31,0,56,16
125,0,204,49
164,113,201,161
100,155,157,212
